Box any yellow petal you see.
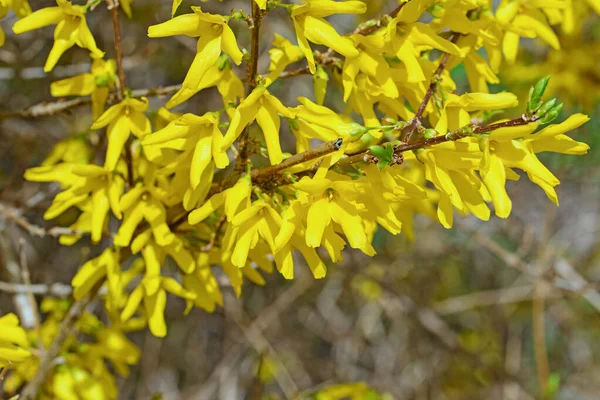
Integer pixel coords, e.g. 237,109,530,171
255,104,283,165
534,113,590,138
329,198,366,249
121,285,144,322
305,197,331,247
482,153,511,218
44,18,79,72
221,87,265,149
91,186,109,243
188,192,226,224
303,16,358,58
12,6,62,34
104,116,131,171
221,24,242,65
50,73,95,97
148,13,208,37
502,31,519,64
145,290,168,337
190,134,213,189
182,32,222,90
529,134,590,155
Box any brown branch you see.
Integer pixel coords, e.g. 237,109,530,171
250,138,343,182
235,0,265,174
247,1,263,93
336,115,534,169
0,203,95,238
19,284,102,400
0,84,183,121
169,139,344,229
355,2,407,36
105,0,135,188
106,0,126,99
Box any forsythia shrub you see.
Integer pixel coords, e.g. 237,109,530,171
0,0,596,398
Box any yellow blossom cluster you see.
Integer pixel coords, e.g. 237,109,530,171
2,299,141,398
0,0,595,396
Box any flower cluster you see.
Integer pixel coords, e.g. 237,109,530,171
0,0,595,396
2,299,141,398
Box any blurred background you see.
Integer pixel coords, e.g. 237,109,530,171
1,0,599,399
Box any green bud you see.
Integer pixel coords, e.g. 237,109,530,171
552,102,563,115
427,4,444,19
358,19,378,31
231,9,248,20
536,98,556,116
540,110,558,124
287,118,299,131
381,117,397,126
423,128,436,139
377,160,389,170
369,145,393,165
95,74,111,87
217,54,230,71
348,124,369,137
528,75,551,111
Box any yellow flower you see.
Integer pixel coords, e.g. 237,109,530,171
495,0,563,63
290,0,366,73
434,92,519,134
273,199,329,279
51,56,116,119
114,185,175,248
121,274,195,337
12,0,104,72
91,97,151,171
383,4,463,83
221,86,295,165
479,114,590,217
165,55,244,111
524,113,590,155
142,112,228,189
188,175,252,225
294,175,368,250
25,163,125,242
87,327,140,376
416,140,489,228
148,6,243,91
0,313,31,368
265,34,305,86
342,34,398,102
228,199,282,268
182,253,223,312
41,136,91,166
72,248,121,311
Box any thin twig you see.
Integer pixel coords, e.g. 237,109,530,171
235,0,265,174
0,85,183,120
355,2,406,36
0,203,104,238
250,138,343,182
105,0,136,189
0,281,73,297
18,238,42,344
336,115,533,169
106,0,126,99
19,284,102,400
199,215,227,252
